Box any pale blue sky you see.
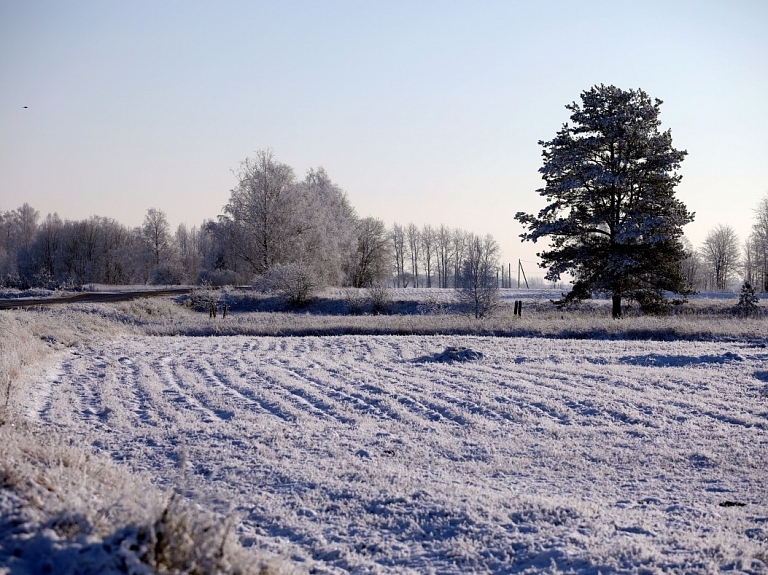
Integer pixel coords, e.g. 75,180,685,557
1,0,766,277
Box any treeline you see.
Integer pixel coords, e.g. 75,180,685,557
682,195,768,293
0,150,501,292
0,204,216,288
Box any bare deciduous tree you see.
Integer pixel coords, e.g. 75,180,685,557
406,223,421,288
222,149,299,274
457,234,501,318
0,203,39,282
452,229,468,288
391,224,407,287
746,194,768,292
142,208,174,267
679,236,702,292
701,224,741,291
350,217,391,288
435,224,453,288
421,224,435,288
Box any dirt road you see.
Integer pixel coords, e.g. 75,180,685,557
0,287,194,310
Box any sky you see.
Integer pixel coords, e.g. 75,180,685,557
1,0,766,279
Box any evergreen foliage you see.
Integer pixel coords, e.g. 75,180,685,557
515,85,694,317
736,281,760,317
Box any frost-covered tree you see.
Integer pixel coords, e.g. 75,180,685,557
349,217,391,288
53,216,135,287
701,224,741,291
0,203,39,282
141,208,174,267
515,85,693,317
221,151,357,288
743,234,760,291
679,237,703,292
435,224,453,288
293,167,357,287
390,224,407,287
21,213,62,286
456,233,500,318
221,150,299,274
746,194,768,292
140,208,182,284
452,229,468,288
421,224,435,288
59,218,102,286
406,223,421,288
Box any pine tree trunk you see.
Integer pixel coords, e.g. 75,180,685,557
612,294,622,318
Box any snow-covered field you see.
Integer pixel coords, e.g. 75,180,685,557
30,333,768,573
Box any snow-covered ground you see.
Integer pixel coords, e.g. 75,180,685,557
31,335,768,573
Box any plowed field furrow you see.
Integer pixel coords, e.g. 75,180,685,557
31,335,768,575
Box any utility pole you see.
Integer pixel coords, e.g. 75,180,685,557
517,259,529,289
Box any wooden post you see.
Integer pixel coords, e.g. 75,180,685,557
518,260,529,289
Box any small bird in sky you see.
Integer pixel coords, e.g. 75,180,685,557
23,106,28,108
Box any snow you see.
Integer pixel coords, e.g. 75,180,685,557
25,335,768,573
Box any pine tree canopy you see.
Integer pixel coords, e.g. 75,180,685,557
515,85,694,317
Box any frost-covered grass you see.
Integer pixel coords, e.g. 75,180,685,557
0,309,290,574
25,333,768,573
4,286,766,342
139,287,768,342
3,291,768,573
0,419,288,574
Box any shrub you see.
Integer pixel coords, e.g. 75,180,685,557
186,283,221,312
368,284,391,315
32,268,57,290
254,262,321,308
343,287,367,315
417,291,453,315
149,264,185,286
198,268,240,287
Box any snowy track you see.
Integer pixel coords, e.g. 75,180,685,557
38,335,768,573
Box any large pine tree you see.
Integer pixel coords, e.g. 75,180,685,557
516,85,694,317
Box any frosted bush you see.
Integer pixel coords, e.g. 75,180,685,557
254,262,321,308
148,263,184,286
186,283,221,312
343,287,366,315
368,284,391,314
198,268,240,287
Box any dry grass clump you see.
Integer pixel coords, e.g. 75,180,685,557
0,421,285,574
0,313,48,417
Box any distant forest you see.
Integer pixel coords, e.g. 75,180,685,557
0,151,503,292
1,150,765,293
